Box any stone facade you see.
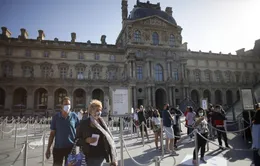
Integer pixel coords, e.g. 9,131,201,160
0,0,259,115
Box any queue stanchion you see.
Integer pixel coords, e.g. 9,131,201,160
194,129,199,166
34,121,36,137
42,130,46,166
119,117,124,166
130,119,133,139
160,119,164,157
154,156,160,166
14,123,18,148
26,122,29,141
1,119,4,139
23,140,28,166
141,122,145,146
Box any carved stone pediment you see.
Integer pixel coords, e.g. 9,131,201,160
1,60,14,68
75,63,86,70
57,62,69,69
91,63,103,69
40,62,52,69
142,16,168,27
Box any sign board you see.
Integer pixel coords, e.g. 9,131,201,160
241,89,254,110
111,88,129,115
201,99,208,110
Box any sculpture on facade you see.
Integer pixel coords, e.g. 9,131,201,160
101,35,107,45
144,30,150,41
128,27,132,40
88,69,92,79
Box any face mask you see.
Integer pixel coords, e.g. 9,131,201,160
199,113,203,117
95,111,102,117
63,105,71,113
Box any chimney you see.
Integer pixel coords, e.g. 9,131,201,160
37,30,45,41
165,7,172,16
19,28,29,40
1,27,12,38
71,32,76,43
121,0,128,22
236,48,245,55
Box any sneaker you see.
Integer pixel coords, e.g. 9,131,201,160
200,158,207,163
192,160,197,165
170,151,179,156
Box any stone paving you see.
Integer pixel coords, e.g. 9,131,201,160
0,123,254,166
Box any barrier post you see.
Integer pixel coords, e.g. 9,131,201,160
34,121,36,137
119,117,124,166
130,119,133,139
1,120,4,139
142,122,145,146
42,130,46,166
160,119,164,157
194,129,199,166
14,123,18,148
26,122,29,141
23,140,28,166
154,156,160,166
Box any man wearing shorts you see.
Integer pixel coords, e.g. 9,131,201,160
162,104,178,155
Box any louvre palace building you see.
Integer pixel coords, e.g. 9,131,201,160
0,0,260,116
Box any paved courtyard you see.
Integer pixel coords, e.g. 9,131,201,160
0,122,254,166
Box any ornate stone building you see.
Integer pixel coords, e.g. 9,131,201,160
0,0,259,115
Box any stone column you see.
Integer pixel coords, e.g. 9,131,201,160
172,87,176,107
222,89,227,105
170,62,173,78
183,87,186,99
26,87,34,110
147,87,151,106
129,61,132,78
146,60,150,78
104,87,110,113
211,89,215,104
47,86,55,110
181,63,184,80
5,86,13,110
168,86,173,105
167,62,170,78
184,64,188,80
152,86,156,107
133,61,136,79
150,61,154,79
86,87,92,106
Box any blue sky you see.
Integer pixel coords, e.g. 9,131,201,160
0,0,259,54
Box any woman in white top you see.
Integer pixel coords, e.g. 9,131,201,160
152,109,161,150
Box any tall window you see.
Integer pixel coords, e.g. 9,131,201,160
205,71,210,82
195,71,200,82
173,69,179,81
235,74,240,82
134,30,141,42
93,68,100,79
23,66,32,78
25,49,31,57
152,32,159,45
108,70,116,80
216,72,221,82
77,67,84,80
169,34,174,47
42,66,50,78
60,67,67,79
136,66,143,80
136,50,142,58
154,64,163,81
43,51,49,58
39,91,48,105
225,71,231,83
3,64,13,77
110,55,115,61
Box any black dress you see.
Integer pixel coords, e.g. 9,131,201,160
172,113,181,140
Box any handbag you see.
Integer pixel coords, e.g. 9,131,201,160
66,140,87,166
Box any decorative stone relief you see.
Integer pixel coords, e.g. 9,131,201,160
127,27,133,40
143,30,150,41
143,18,167,27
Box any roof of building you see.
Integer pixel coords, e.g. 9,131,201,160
128,1,177,25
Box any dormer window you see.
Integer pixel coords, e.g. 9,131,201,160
25,49,31,57
152,32,159,45
110,55,115,61
169,34,174,47
43,51,49,58
134,30,141,42
78,52,84,60
94,53,100,60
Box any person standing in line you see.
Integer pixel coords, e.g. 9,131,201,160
45,97,80,166
137,105,150,142
133,109,139,133
78,99,118,166
211,105,230,149
171,107,181,149
162,104,178,155
186,106,196,140
252,103,260,166
192,108,209,165
151,109,161,150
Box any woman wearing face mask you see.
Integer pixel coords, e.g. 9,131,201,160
192,108,209,165
77,99,117,166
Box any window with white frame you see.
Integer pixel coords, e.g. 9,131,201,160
77,67,84,80
152,32,159,45
23,66,32,78
134,30,141,42
173,69,179,81
136,66,143,80
60,67,67,79
110,55,115,61
154,64,163,81
3,64,13,77
93,68,100,79
43,51,49,58
61,51,66,58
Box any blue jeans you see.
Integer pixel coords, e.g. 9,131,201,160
87,157,105,166
253,149,260,166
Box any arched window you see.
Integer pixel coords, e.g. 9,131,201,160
169,34,174,47
134,30,141,42
152,32,159,45
154,64,163,81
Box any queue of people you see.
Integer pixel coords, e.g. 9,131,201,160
44,96,260,166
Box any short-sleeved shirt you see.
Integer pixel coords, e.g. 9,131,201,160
152,117,161,125
162,110,172,127
50,112,80,149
